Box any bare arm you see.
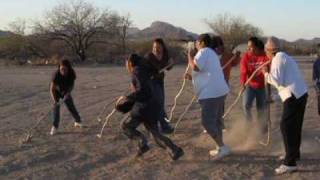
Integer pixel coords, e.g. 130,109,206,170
188,50,200,72
50,82,58,104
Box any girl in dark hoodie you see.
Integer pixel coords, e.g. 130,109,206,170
118,54,183,160
145,38,174,134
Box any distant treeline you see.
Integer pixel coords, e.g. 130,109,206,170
0,1,318,66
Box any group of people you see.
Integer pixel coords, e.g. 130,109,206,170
48,34,312,174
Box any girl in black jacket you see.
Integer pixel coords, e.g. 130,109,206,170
118,54,183,160
145,38,174,134
49,59,82,135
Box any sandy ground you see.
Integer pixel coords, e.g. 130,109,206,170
0,57,319,180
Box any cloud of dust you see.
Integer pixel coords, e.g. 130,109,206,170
224,118,272,152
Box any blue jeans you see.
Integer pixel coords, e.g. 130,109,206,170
52,91,81,128
242,86,266,123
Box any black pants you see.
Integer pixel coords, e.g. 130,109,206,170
317,94,320,115
52,91,81,128
281,93,308,166
122,118,178,152
151,80,171,129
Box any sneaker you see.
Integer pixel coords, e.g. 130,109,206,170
203,130,207,133
204,129,226,133
279,155,285,160
209,149,219,156
50,127,57,135
209,145,231,160
275,164,297,175
136,145,150,157
278,155,300,161
171,147,184,161
164,117,170,122
74,122,83,128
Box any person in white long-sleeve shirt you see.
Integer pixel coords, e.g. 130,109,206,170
263,37,308,175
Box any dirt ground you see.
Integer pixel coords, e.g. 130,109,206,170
0,57,319,180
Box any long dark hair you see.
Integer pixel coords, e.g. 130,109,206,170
127,54,142,67
211,36,224,50
153,38,169,61
197,33,212,48
58,59,76,80
248,36,264,51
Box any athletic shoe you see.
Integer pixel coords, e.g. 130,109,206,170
209,145,231,160
279,155,285,160
209,149,219,156
164,117,170,122
275,164,297,175
74,122,83,128
50,127,57,135
203,130,207,133
278,155,300,161
204,129,226,133
171,147,184,161
136,145,150,157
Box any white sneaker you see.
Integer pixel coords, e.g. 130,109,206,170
275,164,297,175
50,127,57,135
209,145,231,160
279,155,285,160
204,129,226,133
164,117,170,122
209,149,219,156
203,130,207,133
74,122,83,128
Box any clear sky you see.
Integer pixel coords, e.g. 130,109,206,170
0,0,319,41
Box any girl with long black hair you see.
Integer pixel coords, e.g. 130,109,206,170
145,38,174,134
49,59,82,135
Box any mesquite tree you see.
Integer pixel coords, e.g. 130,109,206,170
206,13,263,50
33,0,130,61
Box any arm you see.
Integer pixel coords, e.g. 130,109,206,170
50,82,58,104
313,61,320,92
240,54,248,87
127,68,152,102
62,81,74,100
165,58,174,71
231,51,241,66
188,50,200,72
264,57,285,90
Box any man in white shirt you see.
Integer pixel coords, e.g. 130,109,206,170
187,34,231,160
263,37,308,174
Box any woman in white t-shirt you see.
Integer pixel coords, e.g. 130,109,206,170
187,34,231,160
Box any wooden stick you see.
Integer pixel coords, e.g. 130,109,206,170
223,60,272,119
97,96,123,138
222,53,238,70
20,99,65,144
97,98,122,122
259,78,272,146
168,64,190,121
173,95,196,136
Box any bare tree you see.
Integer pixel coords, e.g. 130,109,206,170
119,14,132,54
8,18,26,35
33,0,127,61
206,13,263,50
